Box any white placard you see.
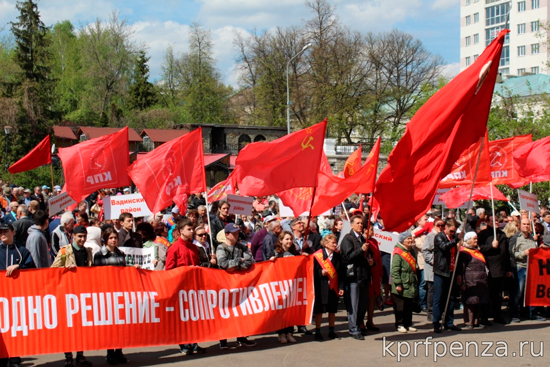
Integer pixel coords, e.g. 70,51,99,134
103,193,153,220
432,188,450,206
373,229,399,254
337,220,352,249
119,246,156,270
518,189,540,214
48,192,76,214
227,194,254,216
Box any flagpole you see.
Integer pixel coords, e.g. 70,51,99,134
442,136,484,325
490,183,497,239
50,163,55,194
530,182,536,235
203,191,215,252
341,203,350,221
303,186,318,252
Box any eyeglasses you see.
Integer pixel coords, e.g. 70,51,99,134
196,233,207,237
436,224,445,228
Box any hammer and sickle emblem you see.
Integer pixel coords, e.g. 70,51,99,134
301,136,315,150
366,164,374,175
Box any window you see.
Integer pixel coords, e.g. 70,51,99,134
486,25,510,45
531,66,540,74
531,21,539,32
466,15,471,25
466,57,471,66
518,45,526,56
499,67,510,75
518,23,526,34
466,0,471,4
532,0,540,8
532,43,540,54
500,46,510,66
518,1,526,11
474,13,480,23
466,36,471,46
486,3,510,26
474,54,479,60
474,34,479,44
518,68,526,75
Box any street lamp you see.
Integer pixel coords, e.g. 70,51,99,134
286,42,312,135
4,126,12,173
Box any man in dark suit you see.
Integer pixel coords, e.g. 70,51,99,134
13,205,33,247
340,215,373,340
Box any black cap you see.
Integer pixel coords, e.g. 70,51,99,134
0,222,14,231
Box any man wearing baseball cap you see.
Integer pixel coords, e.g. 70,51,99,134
216,223,256,349
250,215,277,262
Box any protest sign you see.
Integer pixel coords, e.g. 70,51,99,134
119,247,156,270
337,220,351,249
518,189,540,214
373,229,399,254
432,188,450,206
525,247,550,306
227,194,254,216
103,193,153,219
48,192,76,215
0,256,314,357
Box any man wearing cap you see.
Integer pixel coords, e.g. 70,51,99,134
166,206,180,232
261,220,282,261
164,218,208,355
31,186,46,211
123,188,131,195
51,224,93,367
432,219,462,333
18,189,32,206
250,215,276,262
26,210,50,268
216,223,256,349
0,222,35,367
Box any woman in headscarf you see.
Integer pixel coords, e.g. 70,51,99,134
457,231,489,329
391,231,418,333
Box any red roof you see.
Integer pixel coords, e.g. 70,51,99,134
78,127,141,142
230,155,237,169
53,126,77,140
204,153,229,167
140,128,190,143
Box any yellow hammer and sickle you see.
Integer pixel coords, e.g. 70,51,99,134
302,136,315,150
366,164,375,175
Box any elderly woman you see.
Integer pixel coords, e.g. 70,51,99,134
457,231,489,329
51,212,75,261
391,231,418,333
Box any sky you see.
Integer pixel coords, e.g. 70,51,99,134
0,0,461,87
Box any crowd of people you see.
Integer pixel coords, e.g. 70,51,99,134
1,184,549,367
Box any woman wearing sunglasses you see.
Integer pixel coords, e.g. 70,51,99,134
194,225,217,268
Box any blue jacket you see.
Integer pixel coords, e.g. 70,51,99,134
0,241,36,270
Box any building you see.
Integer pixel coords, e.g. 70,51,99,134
460,0,548,77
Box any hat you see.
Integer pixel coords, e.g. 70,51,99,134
263,215,277,224
0,222,14,231
464,231,477,243
543,234,550,247
42,185,50,190
54,185,61,190
171,206,180,214
352,209,362,216
216,229,226,244
123,188,130,192
23,189,31,193
398,231,412,244
224,223,240,233
73,225,87,234
511,210,520,216
3,186,10,195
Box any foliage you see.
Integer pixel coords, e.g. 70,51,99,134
128,50,157,111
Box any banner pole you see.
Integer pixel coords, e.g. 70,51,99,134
530,182,536,235
341,203,350,221
490,183,497,239
203,191,215,252
303,187,318,252
442,136,484,325
50,163,55,194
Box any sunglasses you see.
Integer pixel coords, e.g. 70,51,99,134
436,224,445,228
196,233,207,237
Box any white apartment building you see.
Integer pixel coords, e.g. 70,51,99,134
460,0,549,76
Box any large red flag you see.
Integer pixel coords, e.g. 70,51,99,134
488,134,533,185
58,127,130,202
513,135,550,179
439,183,508,209
343,145,362,178
127,128,206,214
8,135,51,174
207,169,238,203
374,30,509,232
439,133,492,188
235,120,327,196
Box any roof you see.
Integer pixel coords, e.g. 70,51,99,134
140,128,189,143
77,127,142,142
53,126,77,140
230,155,237,169
494,74,550,98
204,153,229,167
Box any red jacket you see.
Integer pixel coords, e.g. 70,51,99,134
165,237,200,270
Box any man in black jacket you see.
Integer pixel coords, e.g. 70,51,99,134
432,220,462,333
478,215,512,324
210,201,234,249
340,215,373,340
12,205,33,246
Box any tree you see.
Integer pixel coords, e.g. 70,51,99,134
128,50,157,110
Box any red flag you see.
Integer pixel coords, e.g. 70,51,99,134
439,183,508,209
127,128,206,214
8,135,51,174
235,120,327,196
58,128,130,202
207,169,238,203
173,185,189,215
513,135,550,179
343,145,362,178
439,133,492,188
488,134,532,185
374,30,508,232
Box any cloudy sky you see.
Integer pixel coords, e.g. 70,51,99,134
0,0,460,86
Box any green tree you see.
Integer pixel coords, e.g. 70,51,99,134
128,50,157,110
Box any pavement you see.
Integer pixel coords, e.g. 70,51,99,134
23,305,549,367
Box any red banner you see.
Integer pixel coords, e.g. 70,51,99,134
525,247,550,307
490,134,532,185
0,256,314,357
8,135,51,174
